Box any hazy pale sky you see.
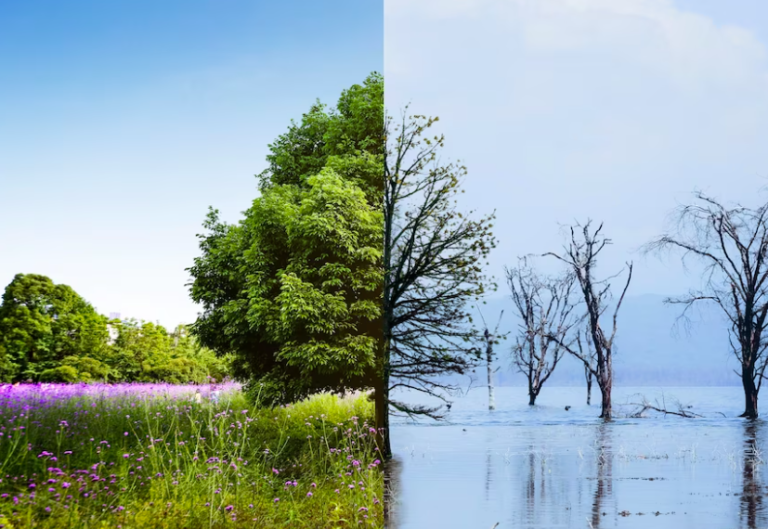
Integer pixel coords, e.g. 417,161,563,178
385,0,768,299
0,1,383,328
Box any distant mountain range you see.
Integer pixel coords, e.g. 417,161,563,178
467,293,740,387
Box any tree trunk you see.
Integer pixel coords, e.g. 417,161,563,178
585,367,592,406
376,315,392,459
528,376,538,406
486,340,495,411
375,372,391,460
740,364,759,419
599,384,611,419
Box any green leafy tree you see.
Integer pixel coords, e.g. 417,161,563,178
106,320,226,383
108,319,172,381
258,72,384,191
189,73,384,407
169,325,234,382
0,274,109,381
190,170,382,404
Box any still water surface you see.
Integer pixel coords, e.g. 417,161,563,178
389,386,768,529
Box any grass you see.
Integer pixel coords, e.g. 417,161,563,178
0,383,383,528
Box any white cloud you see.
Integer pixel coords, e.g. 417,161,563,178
385,0,768,295
387,0,767,88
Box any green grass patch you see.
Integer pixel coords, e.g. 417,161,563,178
0,384,382,528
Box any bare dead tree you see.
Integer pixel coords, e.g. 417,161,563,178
646,191,768,419
506,257,578,405
544,221,633,419
477,308,505,411
378,109,497,458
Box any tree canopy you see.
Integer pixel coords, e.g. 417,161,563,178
188,73,384,406
0,273,108,381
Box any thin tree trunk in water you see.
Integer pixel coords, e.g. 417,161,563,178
527,374,537,406
740,364,759,419
528,372,540,406
599,384,611,419
585,366,592,406
486,339,495,411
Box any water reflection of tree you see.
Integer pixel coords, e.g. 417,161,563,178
516,430,616,527
741,421,765,529
485,451,492,501
385,457,403,528
520,443,551,525
590,423,613,528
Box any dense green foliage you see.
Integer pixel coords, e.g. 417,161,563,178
257,72,384,193
188,73,384,406
0,274,109,381
0,386,381,528
108,321,232,384
0,274,232,384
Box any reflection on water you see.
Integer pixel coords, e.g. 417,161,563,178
486,450,492,501
390,386,768,528
590,423,614,529
741,421,764,529
384,456,402,528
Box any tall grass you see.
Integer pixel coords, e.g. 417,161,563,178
0,383,382,528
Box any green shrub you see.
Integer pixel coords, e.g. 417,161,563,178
38,365,78,382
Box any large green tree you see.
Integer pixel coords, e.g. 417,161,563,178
188,73,384,407
0,273,109,381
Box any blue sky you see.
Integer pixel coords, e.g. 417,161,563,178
385,0,768,300
0,1,382,328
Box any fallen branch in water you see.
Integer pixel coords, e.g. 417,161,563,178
626,394,703,418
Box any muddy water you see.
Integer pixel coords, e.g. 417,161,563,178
389,386,768,528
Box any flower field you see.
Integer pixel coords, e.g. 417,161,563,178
0,383,383,528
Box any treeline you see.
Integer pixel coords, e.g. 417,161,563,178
0,273,232,383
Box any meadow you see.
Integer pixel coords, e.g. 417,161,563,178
0,383,382,528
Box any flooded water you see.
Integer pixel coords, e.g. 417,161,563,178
389,386,768,528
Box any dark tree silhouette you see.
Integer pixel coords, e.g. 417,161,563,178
378,110,497,458
646,191,768,419
544,222,633,419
